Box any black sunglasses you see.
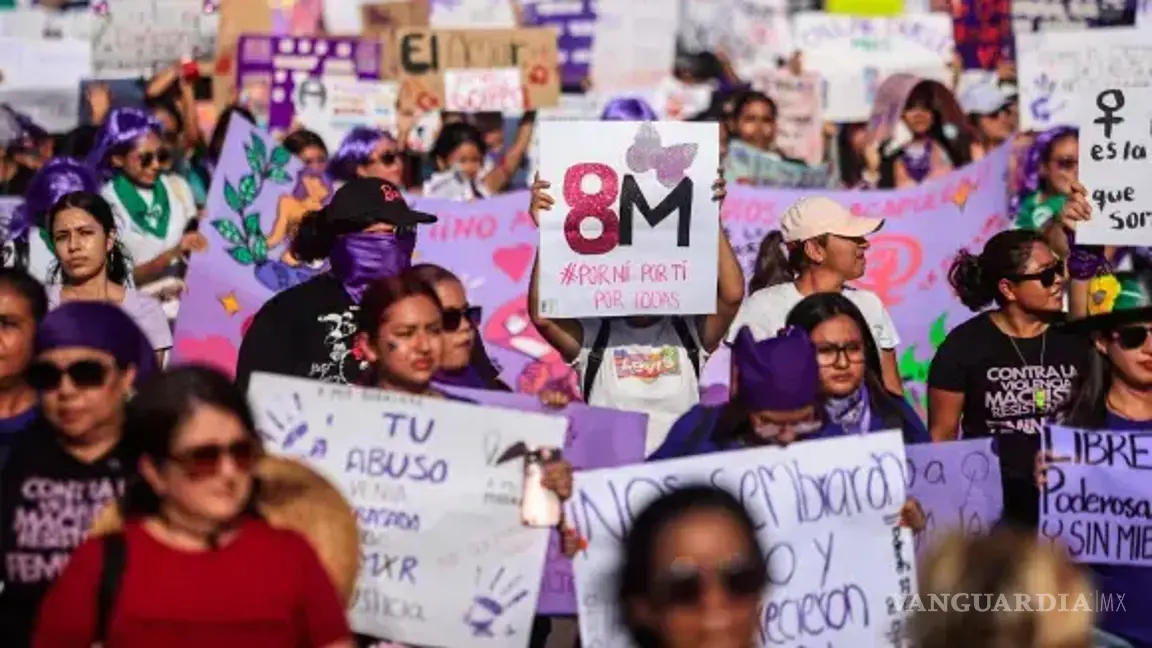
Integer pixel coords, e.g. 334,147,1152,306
1008,259,1065,288
169,438,262,480
443,305,482,331
138,149,173,168
1114,325,1152,350
652,558,765,608
27,359,113,391
368,151,399,167
1052,156,1078,172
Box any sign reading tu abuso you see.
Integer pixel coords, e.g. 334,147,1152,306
536,121,720,319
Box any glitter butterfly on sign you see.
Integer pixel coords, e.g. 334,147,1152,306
624,123,698,189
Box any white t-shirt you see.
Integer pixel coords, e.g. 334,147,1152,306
727,282,901,349
576,318,704,455
101,173,197,269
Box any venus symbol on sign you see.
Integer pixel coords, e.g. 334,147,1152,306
1094,89,1125,139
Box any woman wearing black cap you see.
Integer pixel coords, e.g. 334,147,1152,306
235,177,437,393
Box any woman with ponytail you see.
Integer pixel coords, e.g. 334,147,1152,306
928,229,1091,528
235,178,437,393
44,191,171,360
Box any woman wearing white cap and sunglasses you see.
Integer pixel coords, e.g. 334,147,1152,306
733,196,903,394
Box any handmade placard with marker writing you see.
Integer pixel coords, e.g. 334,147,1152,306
247,372,566,647
1076,86,1152,246
536,121,721,319
1041,425,1152,566
905,438,1004,557
570,431,915,648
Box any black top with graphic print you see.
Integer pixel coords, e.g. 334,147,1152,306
928,312,1093,526
236,273,369,394
0,417,129,648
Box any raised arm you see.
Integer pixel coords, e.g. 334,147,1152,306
526,175,583,361
700,171,744,351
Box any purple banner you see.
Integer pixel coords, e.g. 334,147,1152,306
519,0,595,88
444,386,647,614
235,35,382,136
703,142,1014,413
171,116,328,372
905,438,1003,556
1041,425,1152,566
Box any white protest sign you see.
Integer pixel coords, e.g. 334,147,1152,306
1076,85,1152,246
247,372,567,648
537,120,720,318
590,0,680,95
1016,28,1152,130
0,8,94,41
753,68,825,166
444,68,524,113
571,431,915,648
91,0,214,77
297,78,400,152
430,0,517,29
792,13,954,122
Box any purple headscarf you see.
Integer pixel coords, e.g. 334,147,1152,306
1012,125,1078,215
11,157,99,239
0,104,49,152
732,326,819,412
35,301,157,387
328,127,394,183
600,97,658,122
85,107,163,182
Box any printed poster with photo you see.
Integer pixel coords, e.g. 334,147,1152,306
536,120,721,319
91,0,217,77
247,372,566,647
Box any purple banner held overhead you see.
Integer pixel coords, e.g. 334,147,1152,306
235,35,383,136
1041,425,1152,566
519,0,596,88
905,438,1003,557
171,116,329,374
444,386,648,615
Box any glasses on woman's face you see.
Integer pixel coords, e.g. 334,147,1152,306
136,149,173,169
169,438,261,480
27,359,113,391
1008,259,1065,288
1113,325,1152,351
815,341,866,367
753,419,824,439
443,305,482,332
1051,156,1078,172
652,557,765,609
367,151,400,167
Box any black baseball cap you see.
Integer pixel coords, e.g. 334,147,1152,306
324,177,437,232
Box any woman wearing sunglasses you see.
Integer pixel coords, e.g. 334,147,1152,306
34,366,354,648
785,293,929,444
87,108,205,317
619,485,768,648
45,191,172,362
929,229,1093,529
284,128,330,174
411,263,508,390
1033,270,1152,648
0,301,155,647
328,127,411,190
235,178,436,393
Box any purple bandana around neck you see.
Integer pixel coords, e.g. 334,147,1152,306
328,231,416,303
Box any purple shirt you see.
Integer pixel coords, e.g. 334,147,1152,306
46,285,173,352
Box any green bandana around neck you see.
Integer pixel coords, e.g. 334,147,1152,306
112,172,171,239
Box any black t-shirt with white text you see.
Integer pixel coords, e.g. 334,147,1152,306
928,313,1092,524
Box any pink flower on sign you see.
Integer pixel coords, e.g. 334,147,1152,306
625,123,698,189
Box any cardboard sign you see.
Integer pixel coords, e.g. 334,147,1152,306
360,0,430,36
395,27,561,111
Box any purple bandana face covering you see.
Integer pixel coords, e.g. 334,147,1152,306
329,231,416,303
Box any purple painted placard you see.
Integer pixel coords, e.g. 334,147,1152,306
235,35,383,135
519,0,595,88
171,116,328,374
1041,425,1150,566
905,438,1004,556
443,386,648,614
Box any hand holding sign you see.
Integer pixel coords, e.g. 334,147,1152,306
1076,86,1152,246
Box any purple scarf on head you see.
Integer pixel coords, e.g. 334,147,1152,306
328,231,416,303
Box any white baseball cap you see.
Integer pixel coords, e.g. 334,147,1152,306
779,196,884,243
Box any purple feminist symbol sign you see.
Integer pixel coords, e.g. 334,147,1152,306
905,438,1004,556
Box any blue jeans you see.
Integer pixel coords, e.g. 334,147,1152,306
1094,629,1135,648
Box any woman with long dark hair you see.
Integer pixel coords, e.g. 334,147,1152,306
0,302,154,647
736,197,903,393
929,229,1092,528
44,191,171,357
1035,270,1152,648
785,293,928,443
34,366,354,647
879,81,978,188
618,486,768,648
283,128,329,174
10,157,100,279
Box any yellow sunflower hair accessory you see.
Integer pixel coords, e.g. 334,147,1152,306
1088,274,1122,316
